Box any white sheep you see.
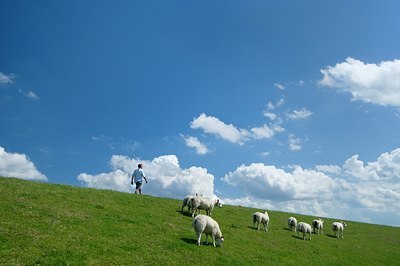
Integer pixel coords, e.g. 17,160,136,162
332,221,347,239
252,211,270,232
288,217,297,232
181,194,203,215
312,218,324,235
193,214,224,247
297,222,312,240
182,195,194,213
191,196,222,217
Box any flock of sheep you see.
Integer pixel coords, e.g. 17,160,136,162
182,194,348,247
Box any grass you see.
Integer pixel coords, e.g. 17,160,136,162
1,177,399,265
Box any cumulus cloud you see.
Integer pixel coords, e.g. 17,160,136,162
190,113,283,145
190,113,249,144
319,57,400,107
343,149,400,181
250,124,284,139
286,108,313,120
263,111,277,121
0,146,47,181
182,135,209,155
77,154,216,199
0,72,14,85
221,147,400,226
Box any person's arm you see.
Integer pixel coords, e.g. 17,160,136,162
131,172,134,185
141,169,148,183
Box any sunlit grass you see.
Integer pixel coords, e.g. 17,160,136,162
1,177,399,265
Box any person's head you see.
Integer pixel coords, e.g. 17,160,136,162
138,163,143,169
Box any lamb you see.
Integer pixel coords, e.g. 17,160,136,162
297,222,312,240
332,221,347,239
252,211,270,232
192,214,224,247
191,196,222,217
312,218,324,235
288,217,297,232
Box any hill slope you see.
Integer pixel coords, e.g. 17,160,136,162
1,178,399,265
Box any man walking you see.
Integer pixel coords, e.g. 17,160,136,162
131,163,148,194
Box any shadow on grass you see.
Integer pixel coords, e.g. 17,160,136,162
176,209,192,217
292,235,313,241
327,234,338,239
282,227,292,232
181,237,197,245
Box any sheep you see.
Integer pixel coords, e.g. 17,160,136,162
181,194,203,215
193,214,224,247
288,217,297,232
252,211,270,232
191,196,222,217
332,221,347,239
312,218,324,235
182,195,194,213
297,222,312,240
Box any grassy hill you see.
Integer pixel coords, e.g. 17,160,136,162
1,178,399,265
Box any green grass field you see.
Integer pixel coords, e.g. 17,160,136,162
1,177,399,265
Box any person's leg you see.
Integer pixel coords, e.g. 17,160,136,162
136,182,143,194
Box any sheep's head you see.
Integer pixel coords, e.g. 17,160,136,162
215,199,223,207
341,221,347,228
216,236,224,247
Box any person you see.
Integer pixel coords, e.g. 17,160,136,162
131,163,148,194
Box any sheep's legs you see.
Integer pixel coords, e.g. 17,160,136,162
196,233,202,246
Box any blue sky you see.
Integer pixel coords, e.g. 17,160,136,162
1,1,400,226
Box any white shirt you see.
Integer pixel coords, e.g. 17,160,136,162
132,168,146,183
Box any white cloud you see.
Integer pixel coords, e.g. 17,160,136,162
190,113,284,144
221,147,400,226
26,91,39,100
18,89,39,100
0,146,47,181
77,154,216,199
0,72,14,85
182,135,209,155
250,124,284,139
320,57,400,107
222,163,336,201
266,98,285,110
190,113,249,144
274,83,285,90
315,164,342,175
263,111,277,121
288,134,302,151
286,108,313,120
343,149,400,181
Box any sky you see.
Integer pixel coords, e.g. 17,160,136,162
1,1,400,227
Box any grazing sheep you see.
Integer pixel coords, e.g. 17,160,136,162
252,211,270,232
312,218,324,235
181,194,203,215
297,222,312,240
182,195,194,213
288,217,297,232
332,221,347,239
191,196,222,217
193,214,224,247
